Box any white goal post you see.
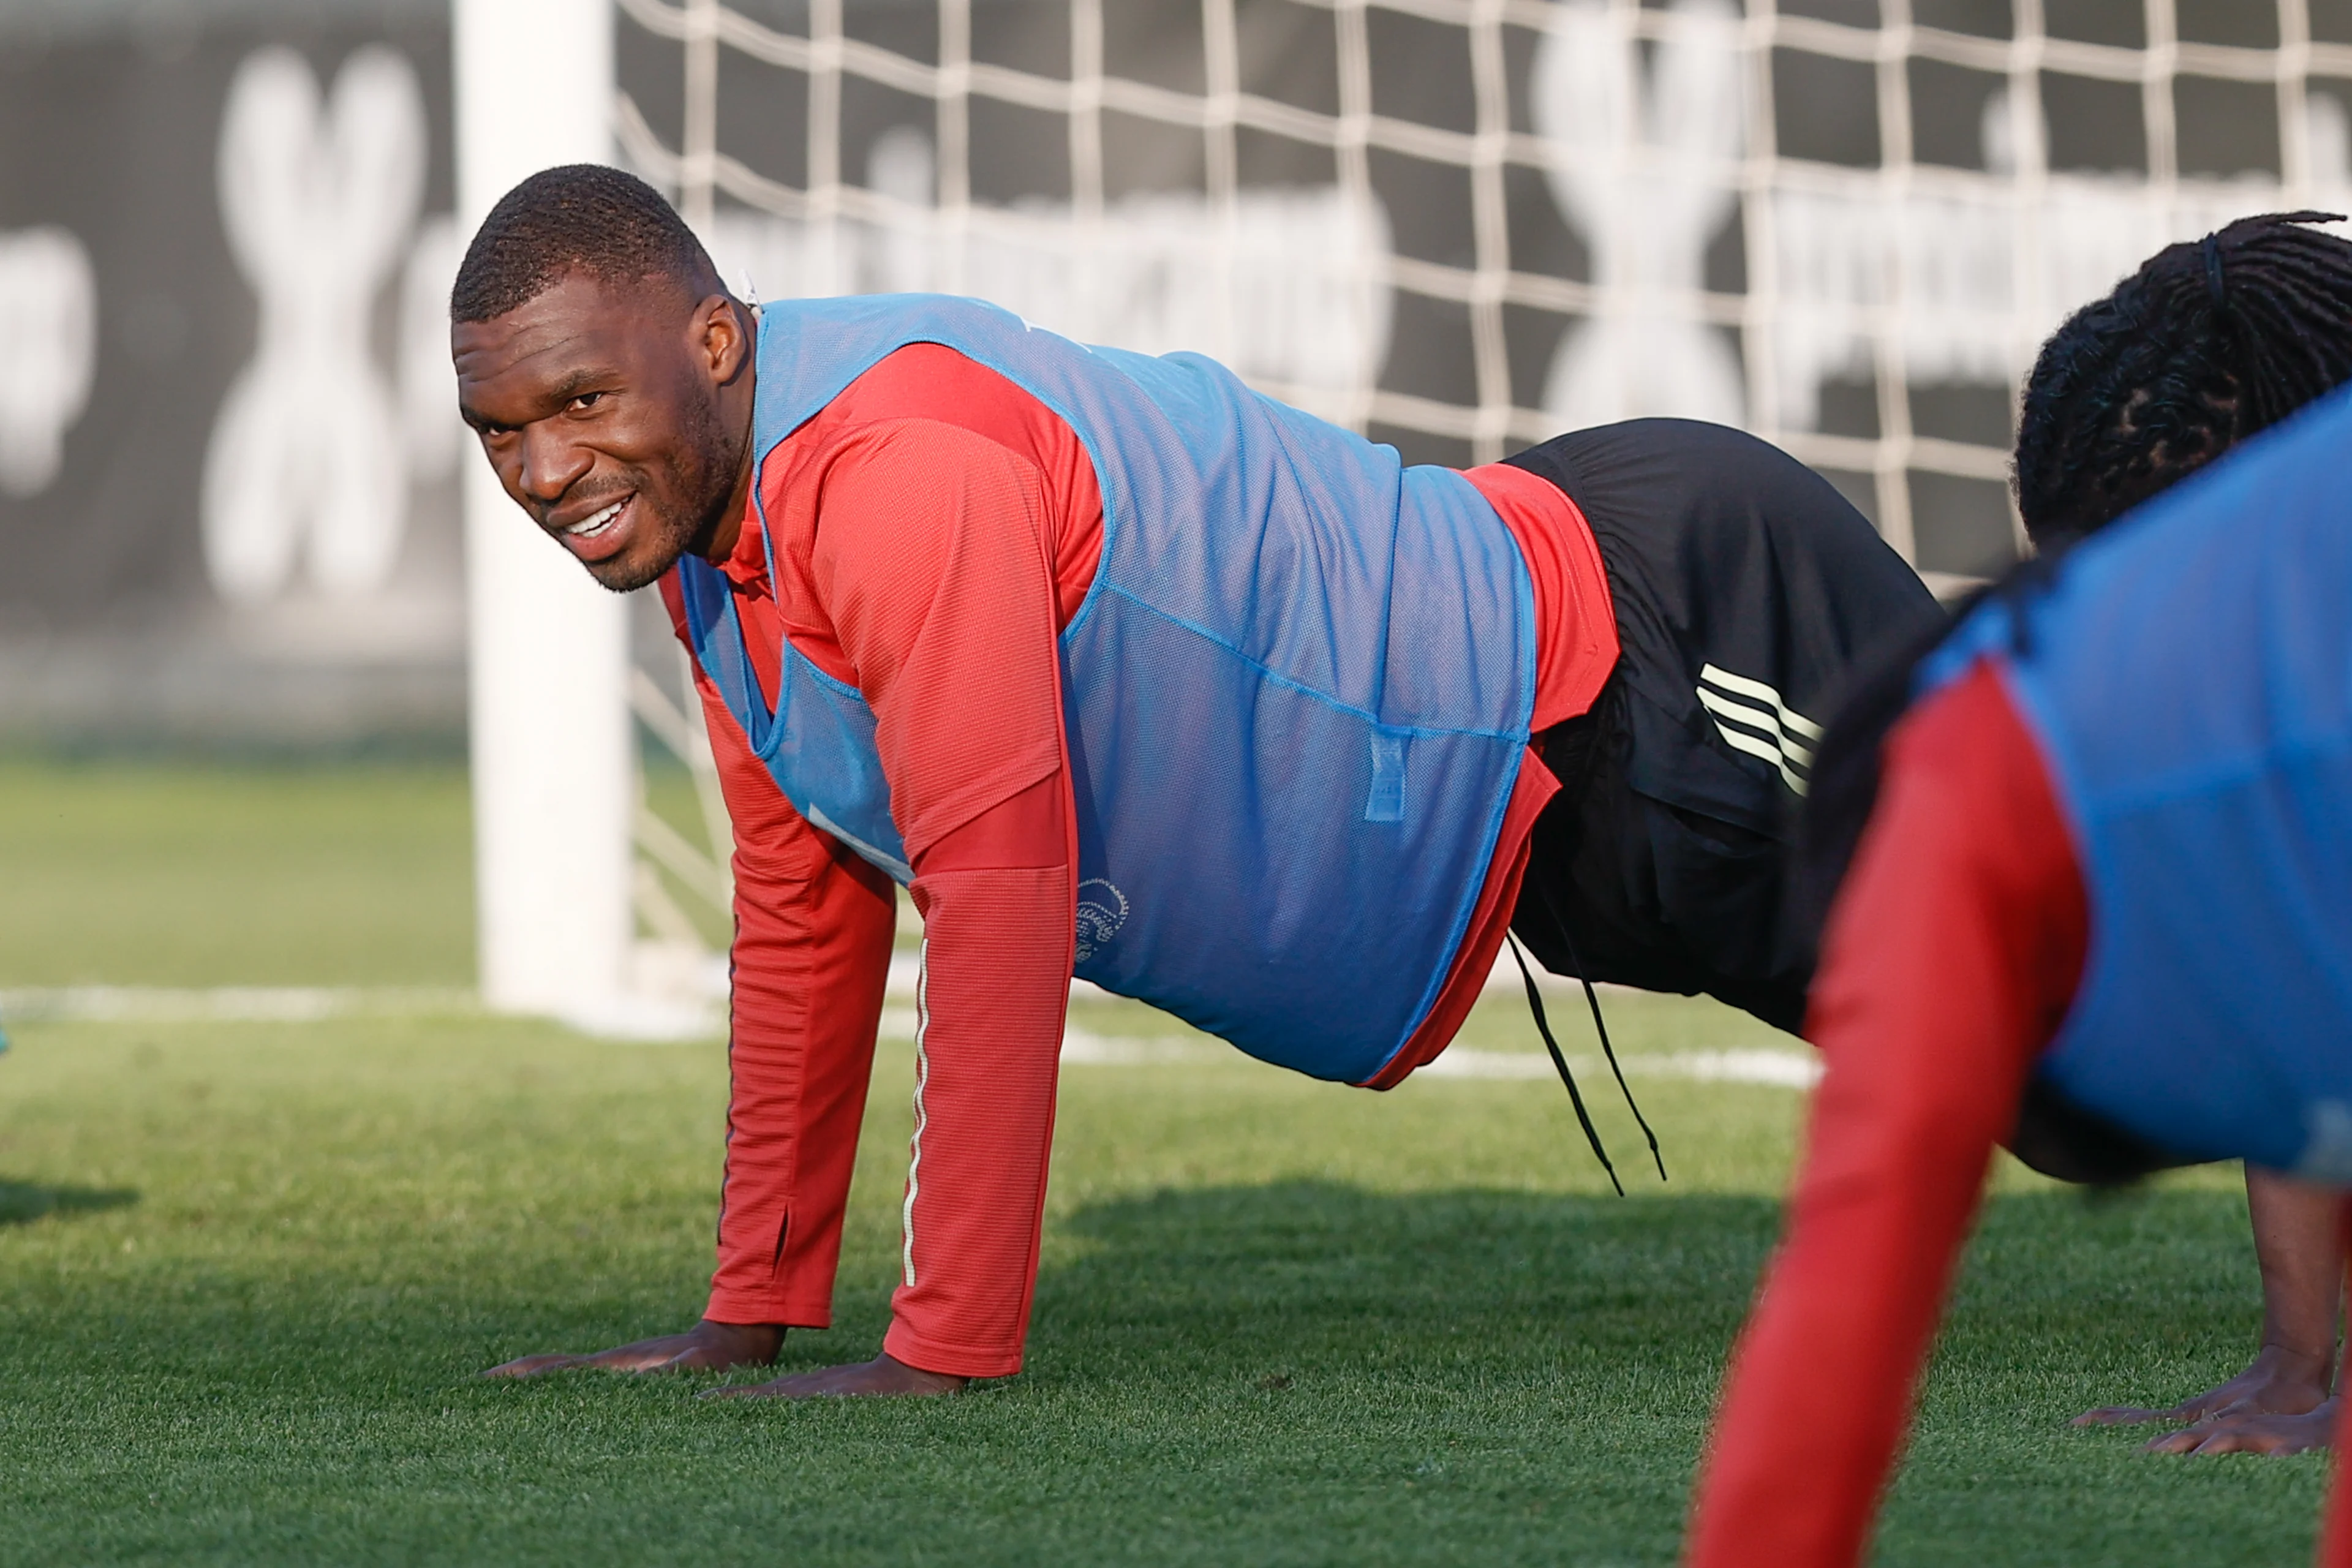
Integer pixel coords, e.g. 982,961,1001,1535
454,0,652,1035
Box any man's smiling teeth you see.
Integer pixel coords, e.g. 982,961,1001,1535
565,497,627,537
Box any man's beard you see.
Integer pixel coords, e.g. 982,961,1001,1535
585,402,742,594
582,488,705,594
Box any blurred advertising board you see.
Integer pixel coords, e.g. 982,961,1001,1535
0,0,461,750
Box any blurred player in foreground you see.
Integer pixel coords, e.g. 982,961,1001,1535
2006,214,2352,1453
1683,379,2352,1564
450,166,1933,1398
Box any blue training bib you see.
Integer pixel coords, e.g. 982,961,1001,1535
676,295,1537,1086
1918,385,2352,1175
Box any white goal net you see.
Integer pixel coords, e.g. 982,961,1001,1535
591,0,2352,993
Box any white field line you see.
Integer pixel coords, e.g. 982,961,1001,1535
878,1006,1212,1063
9,979,1812,1088
884,948,1597,1001
879,1007,1817,1087
14,959,1566,1019
0,986,717,1042
0,986,480,1024
1416,1046,1822,1090
1,957,952,1025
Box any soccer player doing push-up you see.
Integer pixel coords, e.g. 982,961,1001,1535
1684,371,2352,1568
2007,213,2352,1453
454,166,1934,1398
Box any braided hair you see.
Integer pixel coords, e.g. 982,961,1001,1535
2014,211,2352,547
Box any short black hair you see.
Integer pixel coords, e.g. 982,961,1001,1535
451,164,718,324
2015,211,2352,546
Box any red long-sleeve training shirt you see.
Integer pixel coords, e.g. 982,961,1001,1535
659,343,1615,1374
1685,660,2352,1566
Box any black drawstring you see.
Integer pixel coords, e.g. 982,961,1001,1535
1555,926,1667,1183
1507,930,1668,1191
1516,696,1666,1191
1507,933,1621,1196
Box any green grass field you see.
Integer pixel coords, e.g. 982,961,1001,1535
0,760,2328,1564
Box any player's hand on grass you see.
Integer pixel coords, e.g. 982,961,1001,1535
481,1319,783,1378
2073,1343,2333,1431
2139,1397,2339,1456
702,1350,968,1400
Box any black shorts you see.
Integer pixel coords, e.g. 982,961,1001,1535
1503,420,1942,1035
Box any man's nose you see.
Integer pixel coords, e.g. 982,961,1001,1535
516,424,592,507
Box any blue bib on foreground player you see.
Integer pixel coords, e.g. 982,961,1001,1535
674,295,1537,1086
1920,383,2352,1177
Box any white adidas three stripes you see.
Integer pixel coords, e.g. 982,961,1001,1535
1695,663,1823,796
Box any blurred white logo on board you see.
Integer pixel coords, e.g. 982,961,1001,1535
202,46,426,602
1536,0,1747,429
1532,0,2352,437
0,227,97,499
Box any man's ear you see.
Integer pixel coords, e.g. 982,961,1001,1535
698,293,753,385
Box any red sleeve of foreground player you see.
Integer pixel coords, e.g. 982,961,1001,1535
1683,662,2088,1567
658,573,900,1329
885,775,1074,1377
662,347,1097,1365
800,415,1081,1379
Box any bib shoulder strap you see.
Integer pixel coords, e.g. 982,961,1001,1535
675,554,774,749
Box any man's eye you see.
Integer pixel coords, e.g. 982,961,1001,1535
569,391,607,411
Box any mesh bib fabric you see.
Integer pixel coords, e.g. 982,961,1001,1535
676,294,1537,1085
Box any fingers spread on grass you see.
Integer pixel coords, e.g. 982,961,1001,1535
480,1352,591,1379
2141,1406,2337,1457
